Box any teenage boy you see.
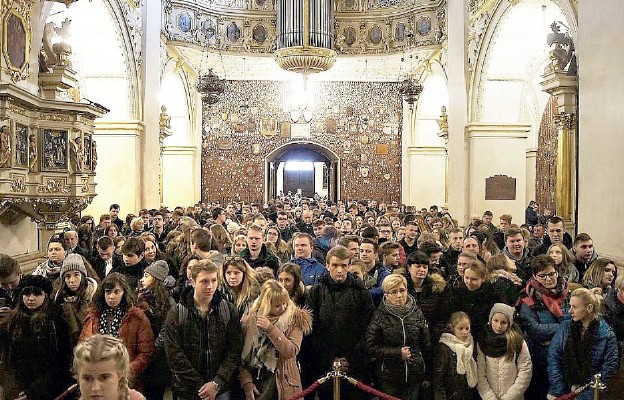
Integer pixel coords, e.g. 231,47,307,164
114,237,147,291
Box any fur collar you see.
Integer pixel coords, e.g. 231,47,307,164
428,273,447,293
241,301,312,366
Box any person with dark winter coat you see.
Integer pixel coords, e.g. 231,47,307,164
0,274,72,400
137,260,176,400
114,237,149,291
547,288,619,400
404,251,450,344
449,259,504,341
162,260,243,400
241,224,280,276
305,245,374,400
603,275,624,400
54,254,98,348
366,274,432,400
516,255,571,400
433,311,479,400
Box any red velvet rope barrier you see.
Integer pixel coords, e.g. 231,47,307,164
353,381,402,400
555,394,578,400
53,384,78,400
285,380,322,400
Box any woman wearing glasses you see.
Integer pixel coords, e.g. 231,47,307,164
365,274,431,400
516,254,571,400
220,256,260,317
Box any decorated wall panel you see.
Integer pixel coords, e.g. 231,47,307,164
164,0,445,55
535,96,557,213
201,80,402,203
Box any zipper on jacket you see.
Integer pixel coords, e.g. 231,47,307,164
401,317,408,383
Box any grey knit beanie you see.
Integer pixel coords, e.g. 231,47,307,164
60,254,87,278
489,303,515,325
144,260,169,282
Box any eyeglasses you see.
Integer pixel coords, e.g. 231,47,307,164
387,288,407,296
536,271,558,280
225,255,243,262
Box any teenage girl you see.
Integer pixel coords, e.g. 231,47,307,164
433,311,478,400
476,303,532,400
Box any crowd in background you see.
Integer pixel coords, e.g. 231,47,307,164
0,197,622,400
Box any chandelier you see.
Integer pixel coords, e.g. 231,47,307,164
196,69,224,105
399,76,423,109
275,0,336,80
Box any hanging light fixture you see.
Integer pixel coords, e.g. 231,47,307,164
398,52,423,109
399,77,423,108
196,43,225,104
275,0,336,83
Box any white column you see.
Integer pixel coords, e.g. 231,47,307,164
446,0,470,223
140,0,163,208
577,0,624,263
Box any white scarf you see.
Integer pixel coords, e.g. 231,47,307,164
439,332,478,388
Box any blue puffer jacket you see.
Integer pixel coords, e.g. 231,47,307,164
293,257,327,286
517,297,570,367
547,318,620,400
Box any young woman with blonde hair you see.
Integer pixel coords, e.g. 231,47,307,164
548,288,619,400
239,280,312,400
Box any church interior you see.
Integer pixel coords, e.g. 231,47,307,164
0,0,622,264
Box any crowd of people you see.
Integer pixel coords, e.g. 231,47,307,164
0,198,622,400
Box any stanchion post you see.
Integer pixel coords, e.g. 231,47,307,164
591,373,606,400
333,360,342,400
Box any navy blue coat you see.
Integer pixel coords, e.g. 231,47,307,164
548,318,619,400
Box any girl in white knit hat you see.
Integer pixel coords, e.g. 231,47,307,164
476,303,532,400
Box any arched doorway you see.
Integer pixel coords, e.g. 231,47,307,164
265,142,340,203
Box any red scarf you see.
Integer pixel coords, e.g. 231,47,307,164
518,278,568,318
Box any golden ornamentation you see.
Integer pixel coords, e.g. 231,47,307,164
10,175,26,193
274,47,337,76
37,178,70,194
39,113,73,122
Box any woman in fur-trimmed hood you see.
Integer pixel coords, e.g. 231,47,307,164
239,279,313,400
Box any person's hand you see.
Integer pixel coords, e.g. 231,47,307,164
0,306,11,318
244,383,260,400
197,382,218,400
256,315,271,330
14,391,27,400
401,346,412,360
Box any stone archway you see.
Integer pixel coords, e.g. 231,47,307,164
265,141,340,203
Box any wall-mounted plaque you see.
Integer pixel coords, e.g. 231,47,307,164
227,22,241,43
326,118,336,133
280,121,291,138
260,117,277,138
217,139,233,150
485,175,516,200
375,144,389,155
291,123,311,139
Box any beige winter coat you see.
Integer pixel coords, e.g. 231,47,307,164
476,341,532,400
239,302,312,400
